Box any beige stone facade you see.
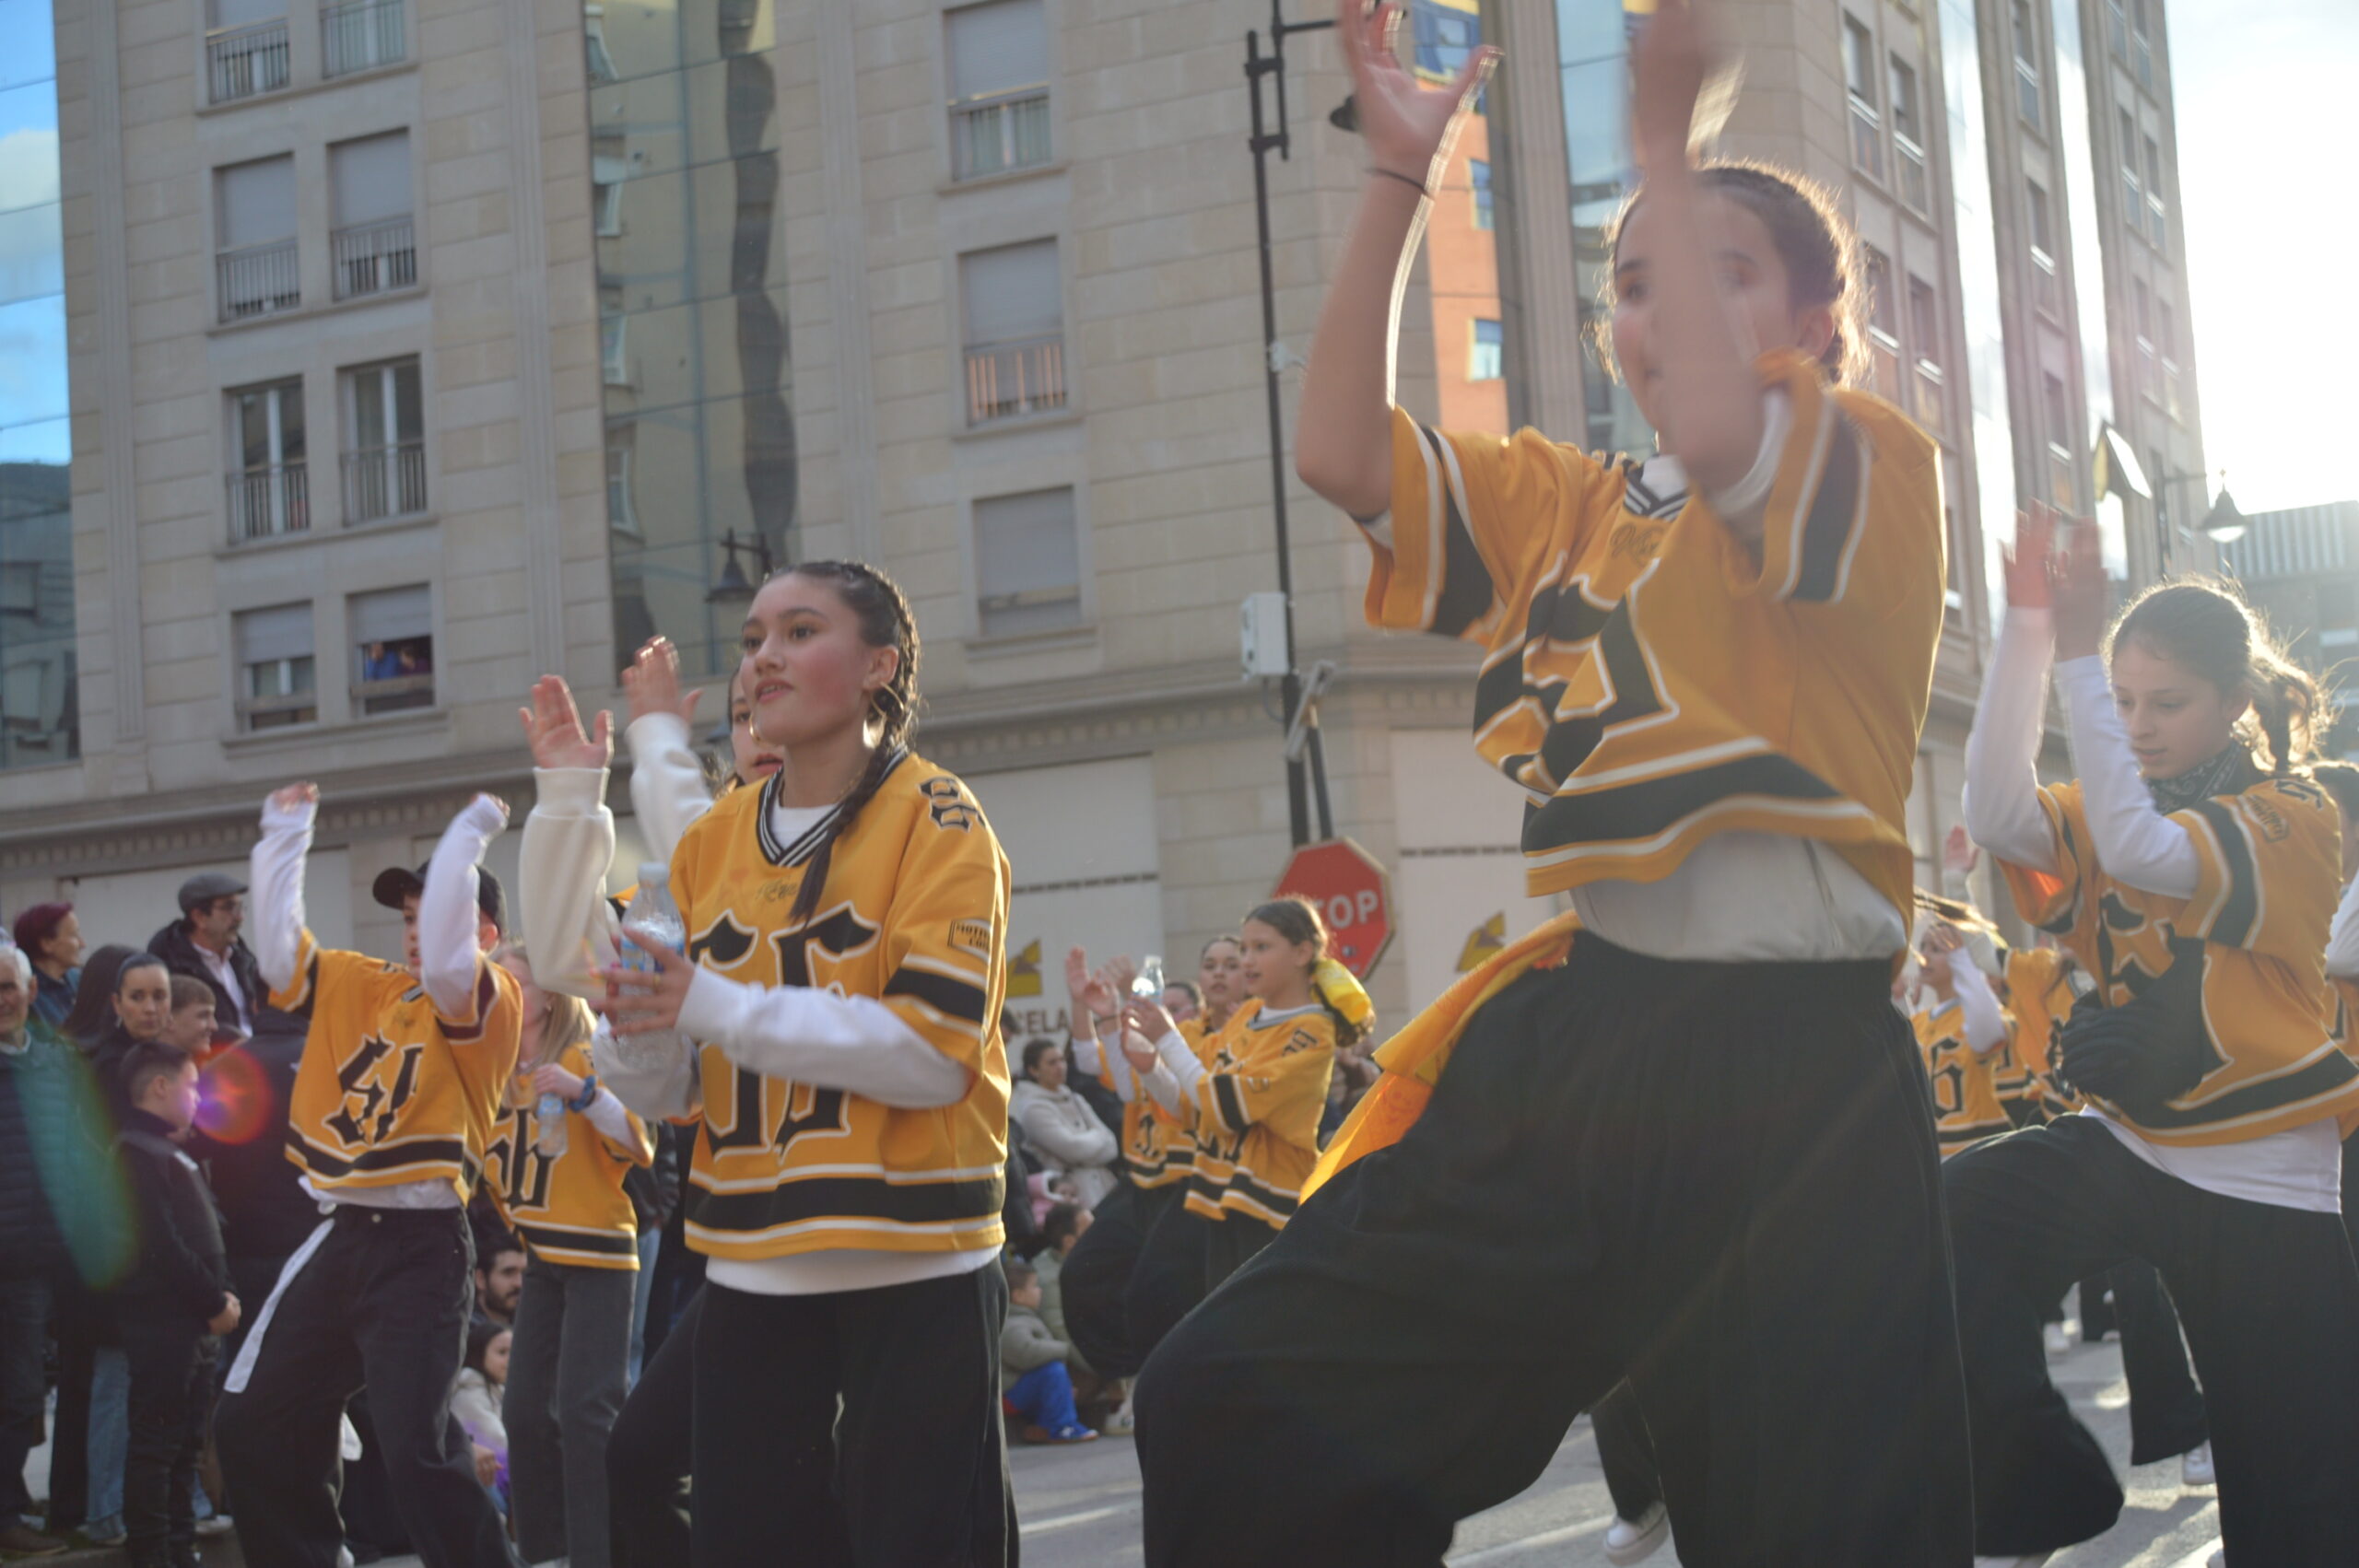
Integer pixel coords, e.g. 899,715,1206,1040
29,0,2206,1010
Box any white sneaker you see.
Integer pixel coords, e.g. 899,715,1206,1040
196,1513,236,1537
2182,1440,2215,1487
1100,1387,1136,1437
2208,1550,2224,1567
1974,1556,2051,1567
2043,1320,2073,1357
1602,1502,1668,1565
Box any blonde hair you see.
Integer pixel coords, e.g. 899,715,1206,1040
493,943,597,1067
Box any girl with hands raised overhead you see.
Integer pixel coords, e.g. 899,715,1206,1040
1137,4,1967,1563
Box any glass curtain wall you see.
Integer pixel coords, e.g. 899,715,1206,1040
1554,0,1651,456
589,0,795,678
0,0,76,766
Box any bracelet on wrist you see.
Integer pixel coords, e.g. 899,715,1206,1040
568,1075,600,1114
1367,166,1432,199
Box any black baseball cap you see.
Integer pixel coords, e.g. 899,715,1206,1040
371,862,508,935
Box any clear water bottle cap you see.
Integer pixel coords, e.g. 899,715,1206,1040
638,861,667,887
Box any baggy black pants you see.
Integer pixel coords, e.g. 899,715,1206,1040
216,1208,519,1568
606,1286,696,1568
1946,1115,2359,1561
690,1265,1015,1568
1135,937,1972,1568
1060,1178,1181,1381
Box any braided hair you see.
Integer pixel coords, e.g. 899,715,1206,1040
1244,896,1367,1053
768,561,923,930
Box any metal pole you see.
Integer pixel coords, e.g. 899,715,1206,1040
1246,27,1310,847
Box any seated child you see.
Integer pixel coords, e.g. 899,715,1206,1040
452,1321,511,1511
1000,1259,1096,1445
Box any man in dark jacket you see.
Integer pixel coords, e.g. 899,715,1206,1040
0,941,126,1555
148,872,265,1045
114,1041,239,1568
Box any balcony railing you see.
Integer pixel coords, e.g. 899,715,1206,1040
1911,361,1945,432
1893,131,1929,214
353,671,434,716
950,88,1050,181
227,462,310,542
207,18,289,103
332,216,417,299
217,239,299,322
965,334,1066,424
1848,99,1883,181
342,441,427,521
323,0,405,77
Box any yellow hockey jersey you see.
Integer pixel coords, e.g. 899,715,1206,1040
1366,349,1942,932
1109,1017,1215,1189
276,930,523,1198
1999,776,2359,1144
2001,946,2083,1117
1914,997,2012,1154
482,1035,654,1269
1176,1000,1335,1229
669,751,1013,1262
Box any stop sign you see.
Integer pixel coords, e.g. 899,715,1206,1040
1273,837,1392,978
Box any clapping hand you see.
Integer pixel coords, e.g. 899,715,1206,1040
520,674,613,771
1337,0,1497,191
623,637,702,730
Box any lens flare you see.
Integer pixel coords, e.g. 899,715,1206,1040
197,1047,275,1146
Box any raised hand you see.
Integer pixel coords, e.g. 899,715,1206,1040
623,637,702,730
1942,825,1980,877
2001,504,2058,611
1124,997,1179,1047
1064,946,1093,1018
267,782,318,814
1120,1029,1160,1079
2051,517,2109,661
1337,0,1498,187
520,674,614,771
1630,0,1713,170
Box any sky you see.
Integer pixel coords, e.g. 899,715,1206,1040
2170,1,2359,515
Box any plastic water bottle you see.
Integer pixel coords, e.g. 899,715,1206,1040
1133,954,1166,1000
534,1088,569,1158
612,862,692,1073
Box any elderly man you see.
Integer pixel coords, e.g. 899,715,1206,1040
149,872,265,1044
0,942,123,1555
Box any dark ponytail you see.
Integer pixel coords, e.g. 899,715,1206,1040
777,561,923,930
2108,577,2324,777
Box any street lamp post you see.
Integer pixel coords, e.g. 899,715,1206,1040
1245,1,1336,848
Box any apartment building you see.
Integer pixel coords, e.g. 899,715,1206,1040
14,0,2214,1014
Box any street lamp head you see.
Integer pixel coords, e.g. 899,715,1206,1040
707,528,774,606
2200,486,2246,544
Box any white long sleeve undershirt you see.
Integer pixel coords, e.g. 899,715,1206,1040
518,766,624,1002
624,711,718,865
420,796,507,1021
1962,606,2061,873
251,795,311,994
1946,949,2008,1055
2056,657,2201,899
